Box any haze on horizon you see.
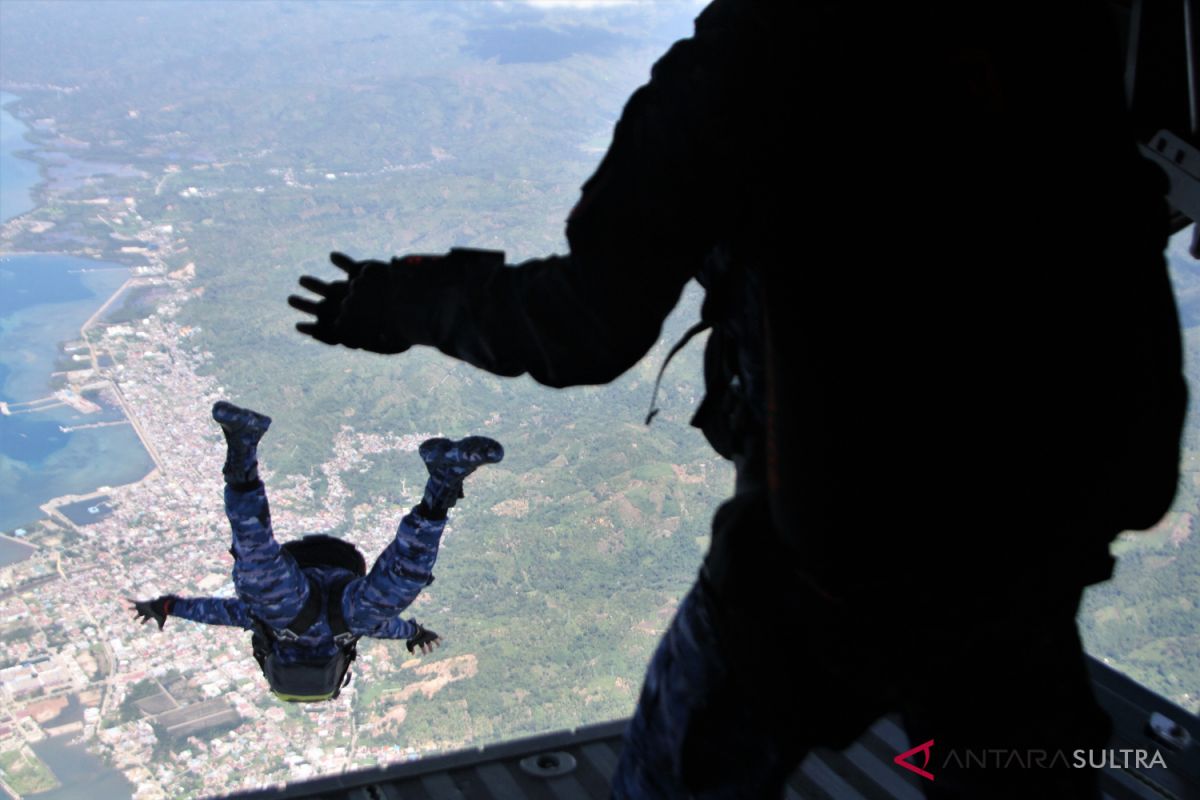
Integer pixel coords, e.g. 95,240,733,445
0,2,1196,798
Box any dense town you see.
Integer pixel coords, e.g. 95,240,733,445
0,201,473,798
3,5,1198,791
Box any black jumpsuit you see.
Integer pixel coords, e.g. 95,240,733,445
319,2,1187,796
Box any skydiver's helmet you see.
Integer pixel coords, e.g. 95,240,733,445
281,533,367,576
251,534,367,703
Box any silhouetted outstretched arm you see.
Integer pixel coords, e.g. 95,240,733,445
290,2,754,387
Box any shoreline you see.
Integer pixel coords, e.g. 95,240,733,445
2,99,167,532
0,532,37,569
1,262,167,532
3,91,146,230
37,473,160,531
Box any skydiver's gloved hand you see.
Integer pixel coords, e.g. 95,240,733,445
129,595,177,630
406,621,441,655
287,248,506,357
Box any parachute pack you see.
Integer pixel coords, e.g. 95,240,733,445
251,535,366,702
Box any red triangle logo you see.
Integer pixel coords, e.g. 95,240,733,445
894,739,936,781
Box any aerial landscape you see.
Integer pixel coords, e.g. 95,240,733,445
0,2,1196,799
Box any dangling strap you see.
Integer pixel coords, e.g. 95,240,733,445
645,321,712,425
326,576,358,647
274,575,322,642
325,576,358,689
274,573,357,642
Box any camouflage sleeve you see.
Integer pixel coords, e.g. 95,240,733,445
169,597,254,630
344,2,746,388
364,616,419,641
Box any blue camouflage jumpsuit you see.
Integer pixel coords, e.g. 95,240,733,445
168,481,441,663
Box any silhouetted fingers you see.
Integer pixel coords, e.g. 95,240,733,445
298,275,336,297
296,321,328,340
287,295,323,315
329,251,362,277
296,321,338,345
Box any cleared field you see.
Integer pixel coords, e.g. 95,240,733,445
0,747,59,795
135,690,178,715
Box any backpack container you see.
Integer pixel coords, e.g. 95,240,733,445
251,535,367,702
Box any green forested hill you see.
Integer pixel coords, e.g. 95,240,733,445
1,3,1195,783
1078,232,1200,714
1,0,740,758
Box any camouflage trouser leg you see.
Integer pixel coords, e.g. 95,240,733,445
347,496,447,630
224,482,308,629
610,576,800,800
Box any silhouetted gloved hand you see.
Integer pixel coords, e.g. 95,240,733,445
288,248,505,356
406,621,441,655
129,595,176,630
288,252,404,353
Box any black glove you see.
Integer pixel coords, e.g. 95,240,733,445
406,621,441,654
288,249,505,356
288,252,418,354
129,595,176,630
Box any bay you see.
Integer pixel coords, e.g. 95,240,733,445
0,254,155,532
0,534,36,567
1,91,40,223
0,97,154,533
30,735,135,800
0,93,142,799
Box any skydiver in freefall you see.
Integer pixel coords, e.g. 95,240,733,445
130,401,503,702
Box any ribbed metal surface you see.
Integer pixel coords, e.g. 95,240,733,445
221,657,1199,800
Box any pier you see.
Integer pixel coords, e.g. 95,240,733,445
1,386,105,416
57,419,129,433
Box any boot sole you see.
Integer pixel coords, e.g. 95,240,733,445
419,436,504,468
212,401,272,435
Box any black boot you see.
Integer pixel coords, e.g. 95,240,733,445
418,436,504,513
212,401,272,488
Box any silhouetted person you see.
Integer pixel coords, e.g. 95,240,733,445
131,402,502,702
289,1,1187,795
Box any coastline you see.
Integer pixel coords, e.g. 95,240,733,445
3,90,146,231
77,275,167,472
0,92,156,794
0,90,39,223
0,271,167,531
0,99,166,532
38,476,159,530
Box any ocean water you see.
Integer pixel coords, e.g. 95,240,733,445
30,734,135,800
0,96,154,533
0,534,36,567
0,255,155,532
1,91,40,221
1,91,40,222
